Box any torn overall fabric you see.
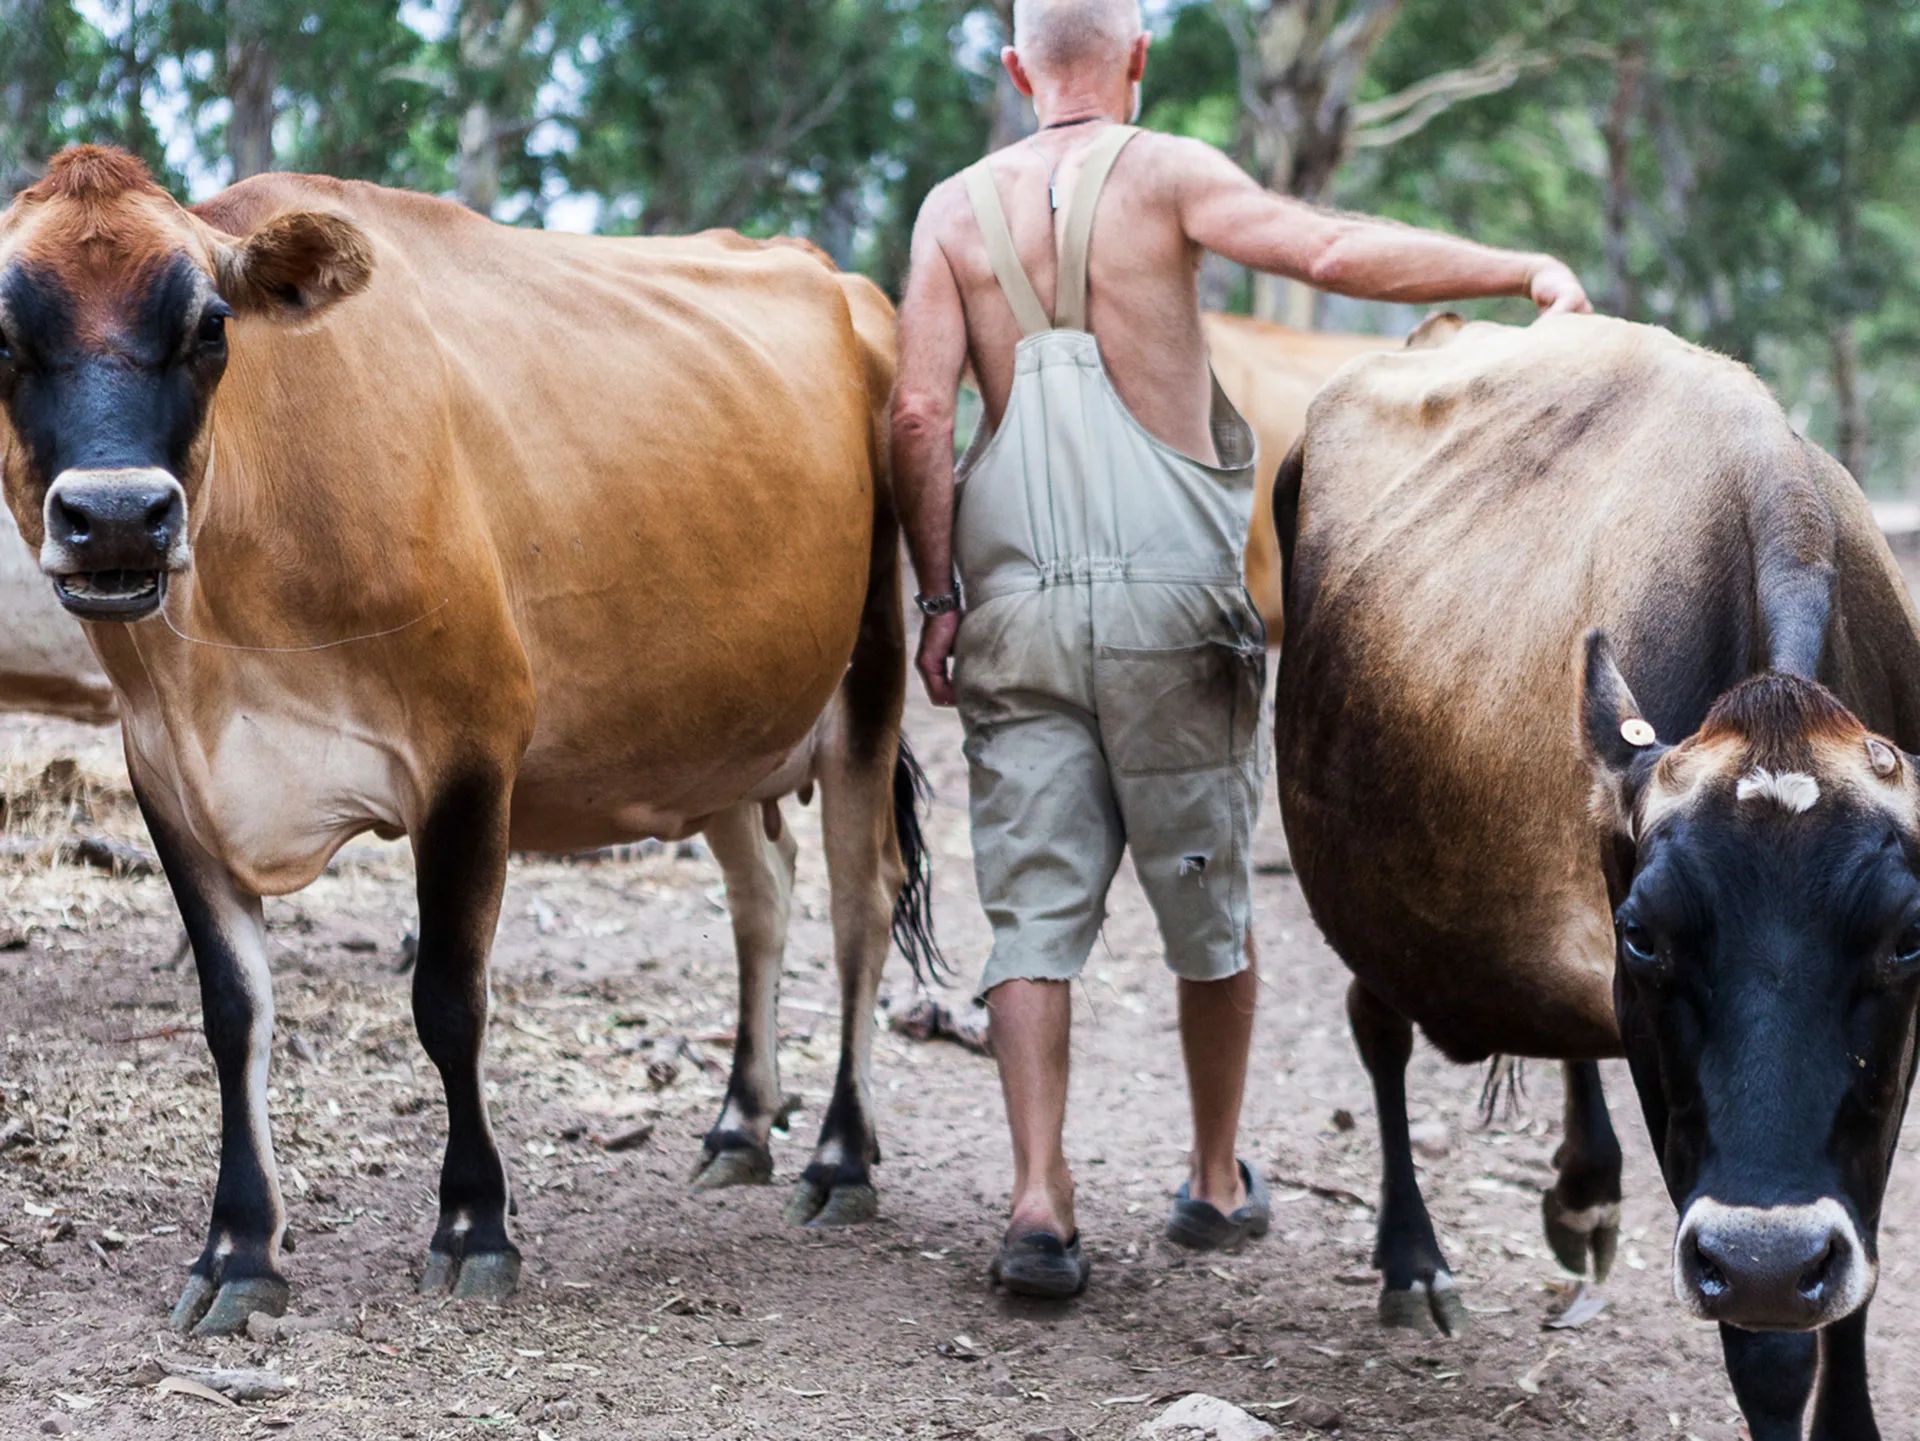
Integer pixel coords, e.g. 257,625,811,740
952,125,1269,1001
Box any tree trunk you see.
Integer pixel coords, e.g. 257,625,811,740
454,0,542,216
984,0,1032,151
1601,39,1643,318
1226,0,1403,323
1830,319,1868,484
0,0,57,195
225,18,276,180
457,101,502,214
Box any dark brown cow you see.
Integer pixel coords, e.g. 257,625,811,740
1276,313,1920,1438
0,148,936,1335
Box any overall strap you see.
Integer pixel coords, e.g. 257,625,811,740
962,161,1052,339
1054,124,1139,334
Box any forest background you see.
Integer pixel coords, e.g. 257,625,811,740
4,0,1917,491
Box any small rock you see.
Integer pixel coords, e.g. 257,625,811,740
1187,1333,1233,1356
39,1416,74,1436
988,1378,1019,1398
1408,1120,1450,1159
646,1056,681,1090
1024,1429,1077,1441
246,1311,281,1343
1330,1109,1356,1132
1136,1393,1274,1441
1294,1397,1342,1432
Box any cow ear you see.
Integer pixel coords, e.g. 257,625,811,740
1580,629,1667,835
1405,312,1466,350
216,210,373,321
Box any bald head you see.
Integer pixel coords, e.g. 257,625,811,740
1012,0,1143,75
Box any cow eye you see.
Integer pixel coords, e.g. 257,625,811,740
197,310,228,347
1893,924,1920,970
0,324,10,362
1619,919,1659,968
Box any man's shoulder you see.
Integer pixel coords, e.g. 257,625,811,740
915,171,974,237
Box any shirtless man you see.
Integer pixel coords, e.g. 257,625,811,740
891,0,1590,1298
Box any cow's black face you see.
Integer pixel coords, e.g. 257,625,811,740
1615,790,1920,1330
0,146,373,622
1583,635,1920,1334
0,256,227,619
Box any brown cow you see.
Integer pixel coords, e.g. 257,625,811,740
1275,312,1920,1436
0,148,936,1335
1203,313,1390,641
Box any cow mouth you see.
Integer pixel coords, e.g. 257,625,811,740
52,569,167,620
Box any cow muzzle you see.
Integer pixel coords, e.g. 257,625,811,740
40,468,191,621
1674,1196,1874,1330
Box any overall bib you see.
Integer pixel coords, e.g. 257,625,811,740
953,125,1269,1000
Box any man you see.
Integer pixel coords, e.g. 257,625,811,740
891,0,1591,1299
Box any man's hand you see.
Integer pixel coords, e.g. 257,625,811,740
918,611,961,707
1527,256,1592,315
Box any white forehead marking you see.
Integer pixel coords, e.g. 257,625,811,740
1736,767,1820,813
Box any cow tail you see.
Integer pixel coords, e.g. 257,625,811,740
890,736,945,985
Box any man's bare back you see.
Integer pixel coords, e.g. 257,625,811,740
926,122,1222,462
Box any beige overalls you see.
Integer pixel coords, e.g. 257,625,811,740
953,124,1269,1000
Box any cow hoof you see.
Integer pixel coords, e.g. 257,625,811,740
806,1183,880,1228
420,1248,522,1302
171,1274,289,1337
1542,1191,1622,1282
690,1142,774,1192
1379,1274,1467,1338
453,1250,522,1304
418,1250,460,1296
782,1177,879,1227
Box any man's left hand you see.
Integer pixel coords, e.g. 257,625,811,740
918,611,961,707
1528,257,1592,315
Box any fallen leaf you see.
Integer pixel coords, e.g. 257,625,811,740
1543,1283,1608,1330
155,1376,237,1410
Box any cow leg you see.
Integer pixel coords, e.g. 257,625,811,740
783,702,906,1228
1721,1325,1816,1440
1541,1060,1623,1279
691,800,799,1191
139,798,290,1337
1348,980,1467,1336
411,772,520,1302
1809,1306,1878,1441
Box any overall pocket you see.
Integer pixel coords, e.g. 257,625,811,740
1095,637,1265,776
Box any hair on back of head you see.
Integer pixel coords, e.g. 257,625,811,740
1012,0,1143,73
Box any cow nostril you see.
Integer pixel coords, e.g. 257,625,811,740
143,493,178,537
1798,1236,1841,1300
1690,1236,1729,1297
53,497,90,542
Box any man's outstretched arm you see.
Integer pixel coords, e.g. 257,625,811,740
891,186,972,706
1173,140,1591,315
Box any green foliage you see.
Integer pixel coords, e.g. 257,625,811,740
562,0,986,285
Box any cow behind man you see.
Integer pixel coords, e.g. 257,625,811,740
0,147,935,1335
1276,312,1920,1438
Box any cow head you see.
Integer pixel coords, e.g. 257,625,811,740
1581,629,1920,1334
0,147,372,621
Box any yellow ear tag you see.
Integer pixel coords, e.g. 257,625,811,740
1620,718,1656,748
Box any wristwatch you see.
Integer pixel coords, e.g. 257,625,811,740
915,591,962,617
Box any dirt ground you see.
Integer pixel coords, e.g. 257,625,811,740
2,620,1920,1441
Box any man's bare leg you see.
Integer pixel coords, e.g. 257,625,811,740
1179,940,1258,1211
987,978,1076,1238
